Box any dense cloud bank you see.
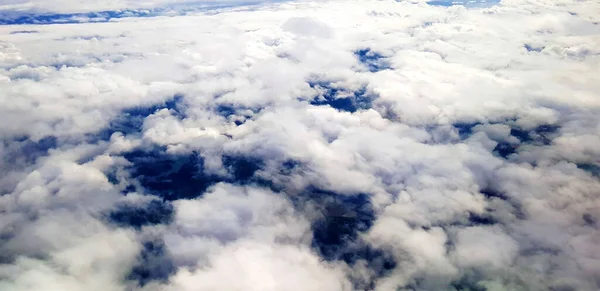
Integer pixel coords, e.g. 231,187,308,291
1,0,600,290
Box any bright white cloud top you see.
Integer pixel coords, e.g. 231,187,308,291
0,0,599,291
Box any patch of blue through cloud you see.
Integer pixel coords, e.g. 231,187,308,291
0,136,58,195
577,163,600,178
117,147,268,200
94,94,185,142
479,188,526,220
215,103,257,126
19,136,57,163
451,122,560,158
452,122,480,139
251,159,304,192
112,143,398,286
108,200,176,285
524,44,545,52
2,136,58,166
493,142,518,158
309,190,375,260
582,213,597,227
127,239,176,286
222,154,264,182
509,124,559,145
467,212,497,226
422,187,524,229
345,246,397,289
354,48,390,73
496,124,559,159
309,81,374,113
216,104,237,118
108,200,174,229
121,149,220,200
115,144,397,283
480,188,509,201
298,188,395,288
279,159,301,175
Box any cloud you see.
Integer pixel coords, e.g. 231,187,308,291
452,226,519,269
0,0,285,14
1,0,599,290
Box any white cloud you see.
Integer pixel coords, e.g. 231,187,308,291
165,241,351,291
152,184,352,291
1,0,599,290
452,226,519,268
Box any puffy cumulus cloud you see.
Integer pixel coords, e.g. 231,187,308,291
164,183,311,262
0,147,141,291
150,184,350,291
452,226,519,269
1,0,600,291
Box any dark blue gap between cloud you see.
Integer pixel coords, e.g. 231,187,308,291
108,200,174,229
293,187,395,289
480,187,526,220
451,122,560,158
308,81,375,113
121,149,218,200
424,211,499,229
510,124,559,145
493,142,518,158
0,136,61,195
2,136,57,166
113,146,391,262
214,103,259,126
216,104,237,118
354,48,390,73
116,147,269,200
109,145,398,286
480,188,509,201
524,44,545,52
453,122,480,139
467,212,497,226
346,246,397,290
582,213,596,227
222,155,264,181
419,187,524,230
127,239,176,286
577,163,600,178
93,94,184,142
18,135,57,163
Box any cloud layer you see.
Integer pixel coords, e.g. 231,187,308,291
1,0,599,290
0,0,281,14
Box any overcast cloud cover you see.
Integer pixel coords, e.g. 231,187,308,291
1,0,599,290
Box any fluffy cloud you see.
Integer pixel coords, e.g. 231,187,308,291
1,0,599,291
